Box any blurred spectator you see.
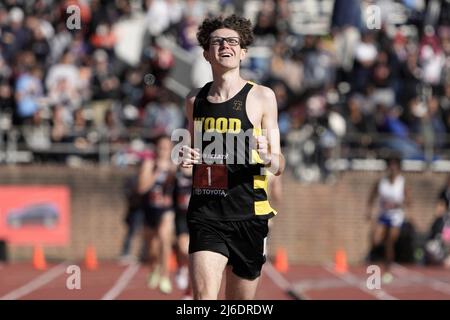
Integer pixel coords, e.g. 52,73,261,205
407,95,446,153
273,0,290,34
0,7,31,63
145,0,171,39
182,0,206,24
66,108,96,152
299,35,336,91
22,108,51,152
27,16,51,65
68,32,89,62
90,49,120,127
331,0,362,31
142,89,184,139
98,108,127,144
269,41,302,93
15,65,44,124
419,26,445,87
191,47,213,88
263,79,292,143
0,54,12,81
49,22,73,64
150,46,175,85
352,32,378,94
441,83,450,123
46,51,82,110
50,104,70,145
178,14,200,51
178,0,206,51
398,50,422,107
0,80,14,118
345,94,377,156
90,22,116,56
121,67,144,108
253,9,278,46
376,104,425,160
91,49,120,101
166,0,184,27
331,0,361,73
248,7,278,78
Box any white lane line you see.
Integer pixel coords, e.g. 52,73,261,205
294,278,351,291
323,263,398,300
263,262,310,300
101,263,140,300
392,264,450,297
0,263,67,300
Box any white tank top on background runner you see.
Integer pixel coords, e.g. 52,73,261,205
378,175,405,216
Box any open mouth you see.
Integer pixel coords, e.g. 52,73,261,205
219,53,232,58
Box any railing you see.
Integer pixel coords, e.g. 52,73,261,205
0,120,450,182
0,126,155,166
3,125,450,176
285,128,450,181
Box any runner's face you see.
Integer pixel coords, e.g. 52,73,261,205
204,28,246,69
387,161,400,177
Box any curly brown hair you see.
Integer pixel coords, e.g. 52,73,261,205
197,14,254,50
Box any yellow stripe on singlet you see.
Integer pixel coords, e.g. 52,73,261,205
255,200,277,216
253,175,268,192
246,87,277,217
253,173,277,216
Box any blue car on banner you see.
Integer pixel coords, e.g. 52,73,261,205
7,203,59,228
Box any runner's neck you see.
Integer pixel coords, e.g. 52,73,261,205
210,70,246,102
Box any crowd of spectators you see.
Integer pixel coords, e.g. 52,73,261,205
0,0,196,165
1,0,450,181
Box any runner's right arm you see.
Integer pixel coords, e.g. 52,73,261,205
138,158,157,194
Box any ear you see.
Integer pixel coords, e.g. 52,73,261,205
239,48,247,61
203,50,210,63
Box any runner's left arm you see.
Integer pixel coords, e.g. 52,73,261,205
260,87,285,176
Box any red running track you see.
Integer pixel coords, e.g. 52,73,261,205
1,261,449,300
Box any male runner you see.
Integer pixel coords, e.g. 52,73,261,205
181,14,285,300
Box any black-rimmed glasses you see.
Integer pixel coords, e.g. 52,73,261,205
209,36,241,46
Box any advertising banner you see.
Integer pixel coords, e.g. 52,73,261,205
0,186,70,245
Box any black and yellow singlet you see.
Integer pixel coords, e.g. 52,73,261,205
187,81,277,221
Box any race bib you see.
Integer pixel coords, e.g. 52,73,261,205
193,164,228,190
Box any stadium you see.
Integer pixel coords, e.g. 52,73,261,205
1,0,450,302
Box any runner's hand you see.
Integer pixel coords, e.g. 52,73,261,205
256,135,271,165
180,146,201,168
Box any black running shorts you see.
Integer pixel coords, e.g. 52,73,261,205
188,218,269,280
144,208,172,228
